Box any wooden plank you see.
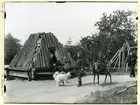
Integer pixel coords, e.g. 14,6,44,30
49,33,54,47
9,54,18,67
113,57,119,69
40,40,46,67
37,53,41,67
51,35,61,58
18,34,36,68
41,34,48,67
9,71,28,78
108,53,118,67
35,55,39,67
47,33,51,47
17,34,34,69
120,52,123,71
56,38,63,60
109,49,120,63
36,72,53,75
58,43,64,60
44,34,50,67
122,50,125,72
16,34,34,67
125,63,128,72
44,33,49,48
41,35,47,67
118,52,121,71
23,34,40,68
39,52,42,67
40,44,44,67
11,47,22,67
53,34,75,67
6,67,27,71
23,44,36,69
43,37,48,67
40,50,43,67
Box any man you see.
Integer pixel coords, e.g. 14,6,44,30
48,47,57,71
128,51,137,77
76,52,84,87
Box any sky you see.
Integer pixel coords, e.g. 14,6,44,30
5,2,137,45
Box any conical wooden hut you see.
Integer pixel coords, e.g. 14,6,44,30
6,32,76,80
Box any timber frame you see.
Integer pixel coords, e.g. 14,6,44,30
107,41,137,72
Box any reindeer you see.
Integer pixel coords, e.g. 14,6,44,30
91,59,112,85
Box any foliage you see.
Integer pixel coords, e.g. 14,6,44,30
4,33,22,64
65,10,137,71
80,10,137,64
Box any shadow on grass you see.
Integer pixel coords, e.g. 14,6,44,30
35,75,53,80
78,81,119,87
65,84,76,87
100,82,118,87
81,82,93,87
76,81,119,87
67,82,95,87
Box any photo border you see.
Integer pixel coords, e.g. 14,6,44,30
0,0,139,105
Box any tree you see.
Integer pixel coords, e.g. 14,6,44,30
95,10,136,44
80,10,137,65
95,10,136,60
5,33,22,65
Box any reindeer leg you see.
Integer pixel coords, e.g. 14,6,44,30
64,79,67,86
57,82,60,87
108,71,112,83
104,74,107,83
97,73,100,85
63,81,65,86
93,73,96,84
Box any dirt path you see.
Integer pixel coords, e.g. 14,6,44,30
5,75,136,103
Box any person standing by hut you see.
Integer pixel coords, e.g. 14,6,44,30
128,50,137,77
48,47,57,71
76,51,84,87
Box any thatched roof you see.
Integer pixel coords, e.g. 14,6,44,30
9,32,75,70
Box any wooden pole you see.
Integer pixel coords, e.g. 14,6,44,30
121,47,125,72
125,63,128,72
122,49,125,72
118,52,121,71
125,48,130,72
113,57,119,69
108,50,120,67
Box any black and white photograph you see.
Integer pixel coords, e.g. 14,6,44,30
4,1,138,104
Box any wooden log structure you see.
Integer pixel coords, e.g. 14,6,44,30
6,32,76,80
107,42,133,72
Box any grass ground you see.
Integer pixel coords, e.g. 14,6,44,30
75,81,137,104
